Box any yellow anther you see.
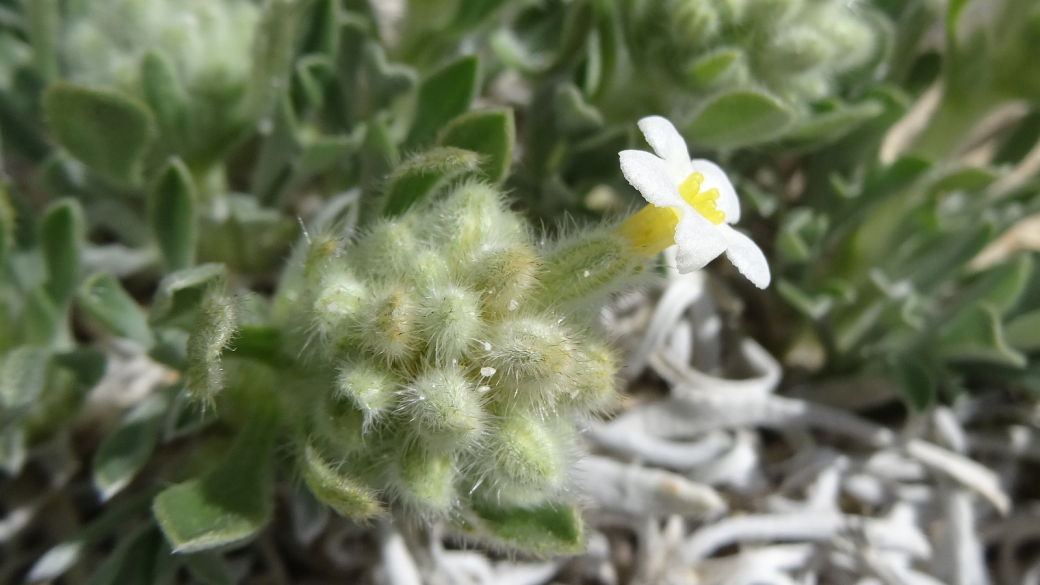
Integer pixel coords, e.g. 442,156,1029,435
678,172,726,225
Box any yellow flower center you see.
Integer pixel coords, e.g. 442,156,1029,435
616,171,726,259
678,172,725,225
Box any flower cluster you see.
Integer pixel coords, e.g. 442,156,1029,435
299,180,618,533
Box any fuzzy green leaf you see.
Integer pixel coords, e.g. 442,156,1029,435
364,43,418,106
785,101,885,146
926,166,999,196
150,264,227,327
77,273,155,349
153,402,279,553
39,199,83,307
149,158,197,271
42,82,154,186
0,184,15,269
407,55,479,145
0,347,50,415
301,445,382,519
471,500,585,555
437,108,516,183
93,392,170,501
381,147,483,217
249,0,309,120
685,90,794,148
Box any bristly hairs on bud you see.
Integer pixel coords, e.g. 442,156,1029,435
184,282,238,407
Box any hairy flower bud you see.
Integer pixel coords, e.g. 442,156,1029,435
337,361,399,430
392,444,457,514
359,285,421,363
314,271,367,342
399,367,486,449
419,284,484,365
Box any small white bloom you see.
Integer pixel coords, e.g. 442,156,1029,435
619,116,771,288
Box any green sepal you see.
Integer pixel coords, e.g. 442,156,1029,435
301,444,383,519
437,108,516,183
39,199,84,307
406,55,479,146
149,158,197,272
470,500,585,555
93,390,171,501
153,401,279,553
77,273,155,349
42,82,155,187
381,147,482,217
684,90,794,148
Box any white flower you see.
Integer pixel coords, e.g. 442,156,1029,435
618,116,771,288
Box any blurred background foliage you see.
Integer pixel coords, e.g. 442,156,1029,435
0,0,1039,580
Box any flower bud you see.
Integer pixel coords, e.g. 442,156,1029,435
473,413,568,506
668,0,721,48
355,218,420,281
483,316,579,412
391,444,456,514
755,25,835,76
559,339,619,414
419,284,484,365
313,270,367,341
426,181,527,269
399,367,486,449
301,445,382,518
337,361,399,430
358,285,421,363
466,244,541,318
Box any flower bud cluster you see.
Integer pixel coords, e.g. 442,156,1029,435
635,0,879,102
303,181,620,518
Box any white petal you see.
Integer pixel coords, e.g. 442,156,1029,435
691,159,741,223
673,212,727,274
718,224,771,288
638,116,694,184
620,150,685,209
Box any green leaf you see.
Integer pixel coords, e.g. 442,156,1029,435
938,303,1027,368
93,392,170,501
23,286,59,345
77,273,155,349
890,356,935,412
785,100,885,146
53,348,107,389
685,90,794,148
24,0,59,83
0,427,25,476
552,84,604,137
406,55,479,146
182,552,234,585
926,166,999,196
248,0,310,120
86,525,172,585
26,491,157,583
685,47,743,87
471,500,585,555
141,51,188,148
150,264,227,327
381,147,483,217
437,108,515,183
39,199,83,307
42,82,155,186
301,445,382,519
149,158,197,271
777,280,832,320
153,402,279,553
0,347,50,415
364,43,418,106
0,184,15,269
1006,309,1040,352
